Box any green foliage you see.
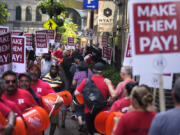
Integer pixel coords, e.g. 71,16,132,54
57,18,79,44
38,0,65,17
103,65,122,87
0,3,10,25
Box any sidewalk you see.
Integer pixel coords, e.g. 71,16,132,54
45,110,86,135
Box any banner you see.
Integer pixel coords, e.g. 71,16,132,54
11,36,26,73
35,29,55,42
55,33,61,43
139,74,173,90
0,32,11,75
102,36,108,47
98,1,117,32
123,34,133,66
68,37,75,49
102,46,112,64
35,33,48,56
129,0,180,75
24,34,33,50
0,26,9,34
11,30,23,36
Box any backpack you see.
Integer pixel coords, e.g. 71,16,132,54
83,77,107,112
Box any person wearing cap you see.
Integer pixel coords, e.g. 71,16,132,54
18,73,42,105
1,70,38,113
148,78,180,135
74,62,116,135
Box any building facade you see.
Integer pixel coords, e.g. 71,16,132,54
0,0,87,32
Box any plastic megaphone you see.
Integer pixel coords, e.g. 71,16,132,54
42,94,60,115
23,106,49,134
105,112,123,135
57,90,72,106
0,112,26,135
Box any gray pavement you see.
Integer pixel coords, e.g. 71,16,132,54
45,111,87,135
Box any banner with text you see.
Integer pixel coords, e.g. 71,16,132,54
68,37,75,49
0,26,9,34
11,36,26,73
98,1,118,32
24,34,33,50
11,30,23,36
123,34,133,66
129,0,180,75
55,33,62,43
139,74,173,90
102,46,112,64
0,32,11,75
35,33,48,56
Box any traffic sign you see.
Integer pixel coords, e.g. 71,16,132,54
43,19,58,29
83,0,98,10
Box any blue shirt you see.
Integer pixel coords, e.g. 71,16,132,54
148,108,180,135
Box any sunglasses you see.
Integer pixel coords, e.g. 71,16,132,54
5,79,17,84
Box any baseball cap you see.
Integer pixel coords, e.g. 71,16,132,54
93,62,105,73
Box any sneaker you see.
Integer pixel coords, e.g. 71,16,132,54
71,114,77,120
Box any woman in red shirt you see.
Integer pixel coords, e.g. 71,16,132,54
114,85,156,135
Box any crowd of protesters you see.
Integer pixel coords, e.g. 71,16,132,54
0,42,180,135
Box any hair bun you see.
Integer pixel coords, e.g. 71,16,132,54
142,93,153,106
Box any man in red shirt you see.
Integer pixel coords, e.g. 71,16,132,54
28,64,64,135
74,62,116,135
2,71,38,113
0,78,16,135
28,64,55,96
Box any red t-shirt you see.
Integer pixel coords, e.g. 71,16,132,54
0,101,11,117
53,49,63,59
31,79,55,96
76,75,110,114
114,111,156,135
109,98,130,113
116,79,135,99
2,89,38,113
1,98,23,116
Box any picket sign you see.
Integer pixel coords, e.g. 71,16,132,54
35,33,48,56
129,0,180,111
24,34,33,50
68,37,75,49
11,36,26,73
0,26,9,34
123,34,133,66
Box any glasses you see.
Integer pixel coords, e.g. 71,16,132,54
5,79,17,84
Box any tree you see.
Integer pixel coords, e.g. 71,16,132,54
0,2,10,25
38,0,65,18
57,18,79,44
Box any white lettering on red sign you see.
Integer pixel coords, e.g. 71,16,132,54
133,2,180,55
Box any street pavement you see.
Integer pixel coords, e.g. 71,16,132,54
45,110,86,135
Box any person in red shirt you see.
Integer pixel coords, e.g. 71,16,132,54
18,73,42,106
1,71,38,113
109,81,138,113
28,64,55,96
28,64,64,135
74,62,116,135
114,85,156,135
0,78,19,135
52,45,64,64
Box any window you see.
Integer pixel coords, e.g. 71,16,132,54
16,6,21,21
26,6,32,21
36,7,42,21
